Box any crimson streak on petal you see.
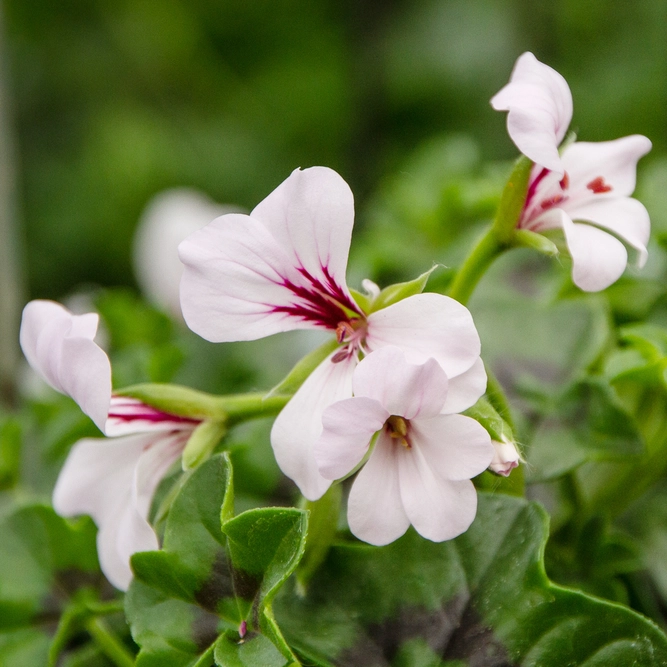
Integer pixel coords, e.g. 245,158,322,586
271,264,363,330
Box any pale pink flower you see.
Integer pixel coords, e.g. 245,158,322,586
314,347,494,545
492,52,651,291
179,167,486,500
20,300,199,590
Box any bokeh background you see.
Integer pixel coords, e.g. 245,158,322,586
3,0,666,296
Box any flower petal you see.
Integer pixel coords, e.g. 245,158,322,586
561,136,652,199
410,414,493,481
568,197,650,268
352,346,449,419
491,52,572,174
315,397,388,480
251,167,355,292
106,396,200,437
560,215,629,291
53,434,160,590
20,300,111,431
179,214,309,341
179,167,360,343
441,357,487,414
366,293,480,379
398,446,479,542
271,351,356,500
347,432,410,546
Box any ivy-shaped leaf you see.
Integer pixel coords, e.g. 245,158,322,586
127,453,308,666
223,507,307,663
274,493,667,666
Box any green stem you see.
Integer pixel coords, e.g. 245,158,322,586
447,155,532,306
447,226,507,306
84,616,135,667
220,393,291,425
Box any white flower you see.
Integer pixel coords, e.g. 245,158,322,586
314,347,494,545
179,167,486,500
20,300,199,590
491,52,651,291
133,188,234,319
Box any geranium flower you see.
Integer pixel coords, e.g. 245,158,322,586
179,167,486,500
491,52,651,292
20,300,199,590
314,347,494,545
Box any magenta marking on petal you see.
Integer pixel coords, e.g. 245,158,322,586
271,264,363,330
524,167,551,209
108,398,200,426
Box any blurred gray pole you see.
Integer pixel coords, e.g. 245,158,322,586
0,5,23,407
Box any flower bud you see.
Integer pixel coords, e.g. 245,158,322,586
489,436,520,477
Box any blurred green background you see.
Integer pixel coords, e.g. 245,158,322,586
3,0,665,299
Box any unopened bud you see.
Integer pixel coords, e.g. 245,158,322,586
489,436,520,477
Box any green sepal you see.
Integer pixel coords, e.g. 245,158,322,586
491,154,532,243
513,228,559,256
265,339,339,398
116,384,290,425
182,420,227,471
463,397,514,443
367,266,438,313
348,288,372,314
116,383,230,420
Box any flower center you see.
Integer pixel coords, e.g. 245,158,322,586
385,415,411,449
331,317,368,363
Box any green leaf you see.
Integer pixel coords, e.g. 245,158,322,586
0,504,104,665
368,266,438,313
274,493,667,666
182,420,227,471
528,378,644,481
130,453,234,609
222,507,308,662
214,630,291,667
265,339,339,398
128,455,307,666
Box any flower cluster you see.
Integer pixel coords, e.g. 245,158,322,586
492,52,651,291
179,166,494,541
18,51,650,592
